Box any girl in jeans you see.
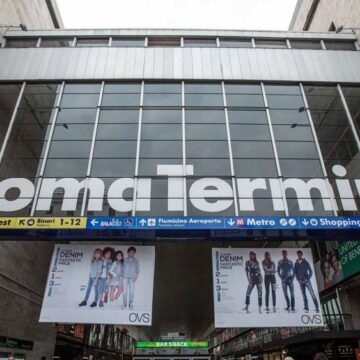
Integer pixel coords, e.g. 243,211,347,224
262,251,276,313
98,247,114,308
243,251,263,313
109,250,124,304
79,248,102,308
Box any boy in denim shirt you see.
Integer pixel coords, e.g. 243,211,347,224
122,247,140,310
295,250,319,312
277,250,295,311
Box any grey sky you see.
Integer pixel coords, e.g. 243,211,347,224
57,0,298,30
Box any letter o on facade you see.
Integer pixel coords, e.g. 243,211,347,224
0,178,35,211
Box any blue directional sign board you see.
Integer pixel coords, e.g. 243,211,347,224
86,216,360,230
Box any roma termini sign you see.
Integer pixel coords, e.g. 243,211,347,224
0,164,358,214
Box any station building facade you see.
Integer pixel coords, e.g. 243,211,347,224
0,29,360,360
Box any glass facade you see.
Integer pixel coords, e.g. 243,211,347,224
0,81,360,217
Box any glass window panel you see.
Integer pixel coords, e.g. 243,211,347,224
187,200,235,216
183,38,217,47
5,38,38,48
280,159,323,177
144,83,182,93
220,38,252,48
102,93,140,107
0,84,21,146
41,37,74,47
265,85,302,95
226,94,264,108
187,141,229,158
230,124,271,140
64,84,101,94
266,95,305,109
138,158,182,176
272,124,314,141
136,199,184,216
147,37,181,47
255,39,287,48
76,38,109,47
99,109,139,123
91,159,136,177
34,196,84,217
286,194,333,216
44,159,88,177
57,109,97,124
269,109,309,125
143,93,181,107
225,84,262,94
277,142,319,159
232,141,274,158
290,40,322,50
52,124,94,140
61,94,99,108
141,124,182,140
104,83,141,93
324,40,356,50
93,141,137,158
238,198,285,216
18,84,60,110
111,37,145,47
186,124,227,140
187,159,231,175
96,124,138,140
228,110,267,124
4,141,46,159
320,141,358,160
140,141,182,158
185,94,223,107
142,110,181,123
185,110,225,123
0,84,58,179
185,83,222,93
341,86,360,138
233,159,278,177
48,141,91,158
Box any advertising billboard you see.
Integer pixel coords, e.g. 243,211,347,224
315,241,360,292
40,244,155,325
212,248,323,327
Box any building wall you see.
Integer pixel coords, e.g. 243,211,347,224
0,241,57,360
290,0,360,39
0,3,62,359
0,0,63,43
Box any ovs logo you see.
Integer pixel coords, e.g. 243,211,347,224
129,312,151,324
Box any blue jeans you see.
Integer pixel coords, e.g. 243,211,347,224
281,279,295,309
123,277,136,306
245,280,262,306
299,279,319,310
97,278,109,300
84,277,98,303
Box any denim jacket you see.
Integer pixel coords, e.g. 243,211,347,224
277,259,295,281
123,257,140,279
89,259,102,278
100,259,113,279
295,258,313,281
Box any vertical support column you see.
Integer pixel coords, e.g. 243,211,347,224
0,82,26,165
261,82,289,215
222,81,238,216
216,37,220,48
81,81,105,216
320,40,326,49
337,84,360,151
31,81,65,216
251,38,256,48
300,83,338,215
36,37,41,48
109,37,113,47
182,81,187,216
286,39,291,49
180,37,184,48
132,81,145,215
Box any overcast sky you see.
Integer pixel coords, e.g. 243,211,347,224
57,0,298,30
